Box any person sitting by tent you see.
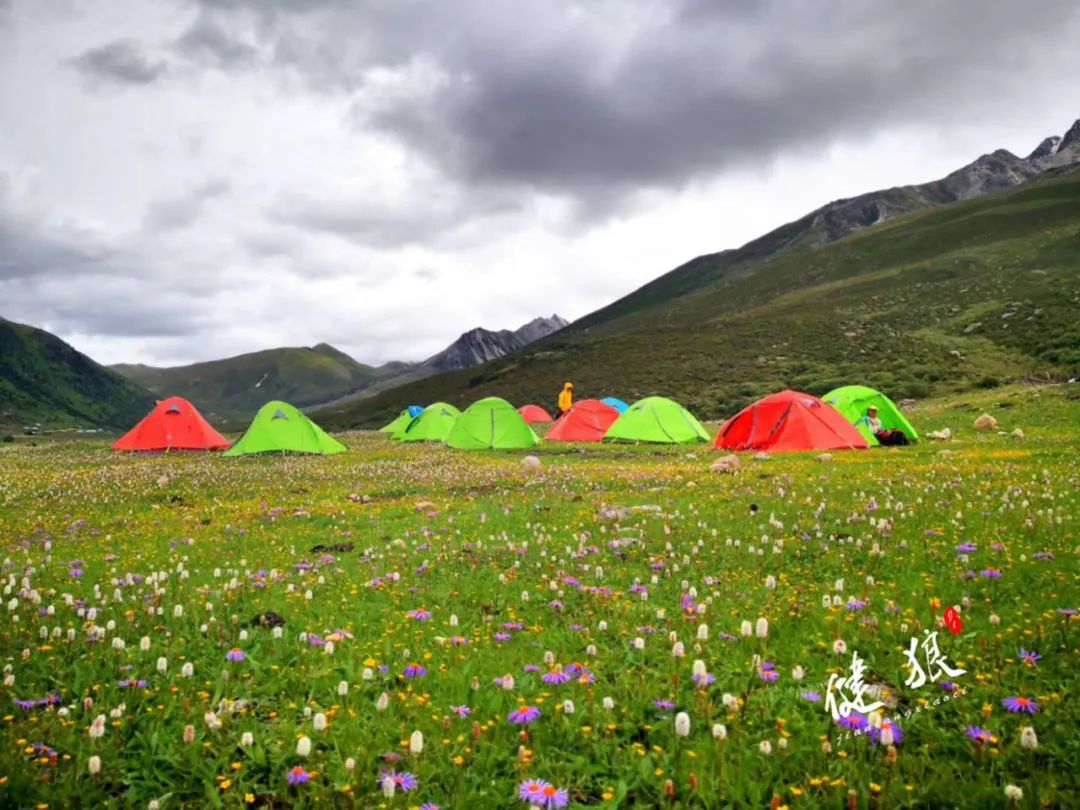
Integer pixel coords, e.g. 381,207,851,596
857,405,909,446
557,382,574,419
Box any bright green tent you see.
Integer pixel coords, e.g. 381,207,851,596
444,397,539,450
399,402,461,442
224,401,347,456
603,396,709,444
823,385,918,446
381,409,417,434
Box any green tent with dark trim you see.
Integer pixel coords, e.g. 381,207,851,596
823,385,918,446
445,397,539,450
224,401,347,456
603,396,709,444
380,407,422,434
399,402,461,442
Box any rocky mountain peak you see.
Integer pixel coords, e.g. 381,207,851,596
1026,136,1061,160
1059,118,1080,150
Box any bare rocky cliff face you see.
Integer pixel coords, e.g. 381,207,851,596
421,315,569,373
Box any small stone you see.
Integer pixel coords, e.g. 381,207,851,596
710,454,741,474
1011,428,1025,439
815,453,833,463
521,455,541,469
973,413,998,432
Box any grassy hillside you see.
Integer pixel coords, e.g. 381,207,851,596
113,344,384,425
0,317,155,430
320,168,1080,428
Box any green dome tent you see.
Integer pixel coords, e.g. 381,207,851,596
381,407,422,434
224,401,347,456
822,385,918,446
603,396,709,444
399,402,461,442
445,397,539,450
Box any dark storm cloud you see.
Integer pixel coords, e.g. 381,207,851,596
175,0,1080,212
69,39,169,85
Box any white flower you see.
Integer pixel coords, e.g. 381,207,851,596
632,637,645,651
181,662,194,677
338,680,349,696
1020,726,1038,749
740,620,752,637
344,757,356,771
272,626,283,639
324,641,335,655
777,737,788,749
204,711,222,730
586,644,597,656
563,699,575,715
544,650,555,665
712,723,727,739
500,674,515,690
173,605,183,618
449,614,459,627
88,755,101,775
598,620,607,632
362,667,374,680
149,800,160,810
758,740,772,756
822,595,832,608
1004,785,1023,800
376,692,389,711
792,665,805,681
313,712,327,732
832,639,847,655
296,736,312,757
89,714,106,739
602,697,615,711
520,590,529,603
139,636,151,651
755,617,769,639
721,693,737,710
990,614,1001,626
696,623,709,641
111,637,125,650
880,725,894,746
409,730,424,754
241,731,254,747
692,659,707,677
867,712,882,729
674,712,691,737
671,641,685,658
382,776,396,799
156,657,168,674
834,578,844,592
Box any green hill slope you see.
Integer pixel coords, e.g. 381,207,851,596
112,344,383,423
320,168,1080,428
0,317,155,430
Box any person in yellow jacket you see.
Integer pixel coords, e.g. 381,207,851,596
556,382,574,419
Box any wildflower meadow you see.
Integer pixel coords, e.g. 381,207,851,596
0,386,1077,808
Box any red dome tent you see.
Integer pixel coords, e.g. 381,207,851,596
546,399,619,442
714,390,868,453
112,397,231,452
517,404,554,424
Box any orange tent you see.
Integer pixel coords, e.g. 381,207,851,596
517,404,553,423
714,390,868,453
112,397,230,452
546,398,619,442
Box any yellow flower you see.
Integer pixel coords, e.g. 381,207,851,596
790,787,804,796
244,794,255,804
230,762,243,771
219,779,232,790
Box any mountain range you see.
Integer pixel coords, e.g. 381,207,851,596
3,117,1079,433
107,315,568,424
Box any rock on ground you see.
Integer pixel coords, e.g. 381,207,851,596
974,413,998,431
710,454,740,473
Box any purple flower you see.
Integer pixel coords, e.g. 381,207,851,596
758,668,780,682
15,699,36,711
1019,648,1041,666
287,766,310,785
420,804,441,810
522,664,540,672
226,648,245,662
653,699,676,711
1002,696,1038,714
507,706,541,725
845,599,867,611
519,779,569,808
380,771,418,792
691,672,715,687
382,752,401,762
542,670,571,685
869,718,903,745
980,568,1002,579
451,705,471,718
494,632,511,642
836,712,868,731
118,678,147,688
801,691,822,703
955,543,977,553
403,663,427,678
406,609,432,622
966,726,993,744
1057,608,1078,616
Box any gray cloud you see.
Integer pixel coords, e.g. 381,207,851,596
174,14,258,69
68,38,169,85
174,0,1080,214
143,179,230,231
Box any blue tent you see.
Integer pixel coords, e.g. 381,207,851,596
601,397,628,413
407,405,425,417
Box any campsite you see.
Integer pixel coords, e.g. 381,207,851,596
1,383,1077,808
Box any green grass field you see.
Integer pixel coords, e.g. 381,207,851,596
1,386,1077,808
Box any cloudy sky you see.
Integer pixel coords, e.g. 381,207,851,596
2,0,1079,367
